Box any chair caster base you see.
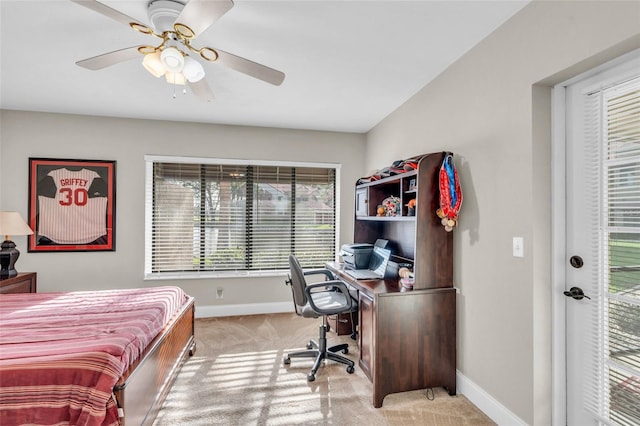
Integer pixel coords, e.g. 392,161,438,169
307,373,315,382
347,365,355,374
283,357,291,365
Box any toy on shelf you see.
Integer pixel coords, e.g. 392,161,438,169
407,198,416,216
398,266,414,289
382,196,401,217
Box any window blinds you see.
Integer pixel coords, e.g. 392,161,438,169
584,77,640,426
146,159,336,275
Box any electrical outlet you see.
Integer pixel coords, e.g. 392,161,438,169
216,287,224,299
513,237,524,258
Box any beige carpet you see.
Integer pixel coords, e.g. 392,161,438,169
154,313,495,426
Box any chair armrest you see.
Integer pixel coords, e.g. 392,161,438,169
303,268,336,281
304,280,354,315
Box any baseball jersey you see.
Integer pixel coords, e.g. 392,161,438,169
38,168,108,244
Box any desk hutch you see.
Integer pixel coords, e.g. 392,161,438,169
328,151,456,407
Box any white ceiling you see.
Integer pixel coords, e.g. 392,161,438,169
0,1,529,133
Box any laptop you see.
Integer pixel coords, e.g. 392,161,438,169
345,247,391,280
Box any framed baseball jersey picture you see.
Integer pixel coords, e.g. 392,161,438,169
28,158,116,252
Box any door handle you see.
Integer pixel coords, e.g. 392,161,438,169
563,286,591,300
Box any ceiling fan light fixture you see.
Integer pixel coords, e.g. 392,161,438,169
130,22,155,35
199,47,218,62
138,45,158,55
160,47,185,73
182,56,205,82
174,23,195,39
165,71,186,85
142,52,166,78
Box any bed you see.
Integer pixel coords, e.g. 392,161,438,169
0,286,196,426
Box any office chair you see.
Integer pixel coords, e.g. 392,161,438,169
284,254,357,381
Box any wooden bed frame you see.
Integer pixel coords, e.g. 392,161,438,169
113,296,196,425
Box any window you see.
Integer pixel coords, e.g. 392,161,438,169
601,79,640,426
145,156,339,278
582,76,640,425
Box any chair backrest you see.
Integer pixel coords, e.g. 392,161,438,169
288,254,308,309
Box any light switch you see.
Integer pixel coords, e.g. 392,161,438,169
513,237,524,258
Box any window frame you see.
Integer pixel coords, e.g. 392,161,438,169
144,155,341,280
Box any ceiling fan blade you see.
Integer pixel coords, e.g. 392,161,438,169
76,46,143,70
188,79,215,102
70,0,146,27
214,49,285,86
176,0,234,38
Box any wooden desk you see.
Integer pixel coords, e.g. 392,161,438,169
327,262,456,408
0,272,37,294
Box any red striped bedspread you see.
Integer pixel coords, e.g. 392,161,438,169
0,286,189,426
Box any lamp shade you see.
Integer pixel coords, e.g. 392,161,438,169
143,51,166,78
182,56,205,83
160,47,185,73
0,212,33,238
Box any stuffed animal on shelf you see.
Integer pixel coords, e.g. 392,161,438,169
407,198,416,216
398,266,414,289
383,196,400,217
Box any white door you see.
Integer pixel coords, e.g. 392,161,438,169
563,55,640,425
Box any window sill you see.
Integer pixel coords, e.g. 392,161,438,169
144,270,289,281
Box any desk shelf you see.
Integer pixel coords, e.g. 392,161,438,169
356,216,416,222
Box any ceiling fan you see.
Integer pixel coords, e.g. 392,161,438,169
71,0,285,101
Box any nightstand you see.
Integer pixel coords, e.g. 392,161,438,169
0,272,37,294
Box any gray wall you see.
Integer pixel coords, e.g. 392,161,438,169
366,0,640,424
0,110,366,306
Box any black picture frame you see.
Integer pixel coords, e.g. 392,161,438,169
28,158,116,252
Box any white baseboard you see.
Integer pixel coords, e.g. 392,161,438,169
457,371,528,426
196,302,293,318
